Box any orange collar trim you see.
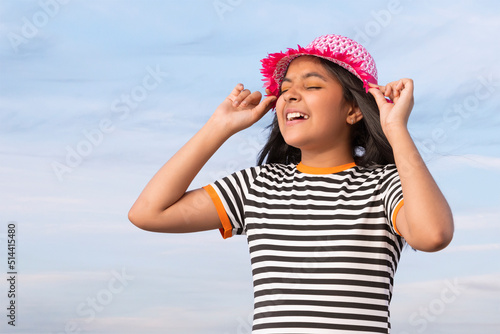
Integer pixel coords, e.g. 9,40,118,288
297,162,356,175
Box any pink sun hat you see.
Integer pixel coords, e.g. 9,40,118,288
261,34,378,98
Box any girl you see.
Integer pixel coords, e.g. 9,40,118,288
129,34,454,333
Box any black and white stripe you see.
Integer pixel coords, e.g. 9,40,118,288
209,163,405,333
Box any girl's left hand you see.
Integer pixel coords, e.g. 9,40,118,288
368,78,414,141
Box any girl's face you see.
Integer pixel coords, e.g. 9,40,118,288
275,56,355,159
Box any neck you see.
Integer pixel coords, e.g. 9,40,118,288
300,145,354,168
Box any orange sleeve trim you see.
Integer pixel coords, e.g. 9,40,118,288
392,199,405,236
202,185,233,239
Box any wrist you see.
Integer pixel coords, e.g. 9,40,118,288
205,114,237,141
383,124,410,147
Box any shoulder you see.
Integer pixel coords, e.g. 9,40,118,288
353,163,398,176
258,162,296,174
246,162,295,175
349,164,400,187
223,163,295,186
250,163,296,181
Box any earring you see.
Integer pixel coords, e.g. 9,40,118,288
350,119,354,125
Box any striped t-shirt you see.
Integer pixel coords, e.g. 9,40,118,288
203,162,405,334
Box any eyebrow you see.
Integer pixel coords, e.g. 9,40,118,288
282,72,329,83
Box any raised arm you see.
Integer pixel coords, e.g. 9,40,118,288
128,84,276,233
369,80,454,252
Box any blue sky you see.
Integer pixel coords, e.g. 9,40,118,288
0,0,499,333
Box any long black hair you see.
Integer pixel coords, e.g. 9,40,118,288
257,58,395,167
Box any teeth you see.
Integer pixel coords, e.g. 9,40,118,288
286,112,309,121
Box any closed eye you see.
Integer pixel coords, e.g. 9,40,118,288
280,87,320,94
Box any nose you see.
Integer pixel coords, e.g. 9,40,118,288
282,86,300,102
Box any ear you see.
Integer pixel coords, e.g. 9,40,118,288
346,105,363,125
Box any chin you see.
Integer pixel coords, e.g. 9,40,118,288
283,137,308,152
282,134,302,147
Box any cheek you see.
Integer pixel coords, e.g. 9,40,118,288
275,97,286,126
275,96,285,111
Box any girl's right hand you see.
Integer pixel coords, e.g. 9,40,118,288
211,84,277,136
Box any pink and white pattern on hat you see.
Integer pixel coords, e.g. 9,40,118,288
261,34,378,99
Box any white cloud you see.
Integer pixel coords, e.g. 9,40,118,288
453,209,500,230
444,243,500,253
453,154,500,170
17,270,110,284
428,153,500,172
391,273,500,333
80,305,254,334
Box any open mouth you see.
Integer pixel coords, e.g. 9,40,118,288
286,112,310,122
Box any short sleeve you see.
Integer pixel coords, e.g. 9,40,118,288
203,166,259,239
381,165,405,236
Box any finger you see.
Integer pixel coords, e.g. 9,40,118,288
368,83,386,94
392,87,400,99
393,80,404,98
240,90,263,107
227,84,245,105
385,84,393,98
399,78,414,95
232,88,252,107
396,80,404,90
252,95,277,120
392,80,409,101
396,79,415,108
228,83,244,98
368,87,390,108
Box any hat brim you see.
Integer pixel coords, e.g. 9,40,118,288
261,44,378,99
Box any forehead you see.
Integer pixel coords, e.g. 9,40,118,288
283,56,330,79
279,56,337,87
